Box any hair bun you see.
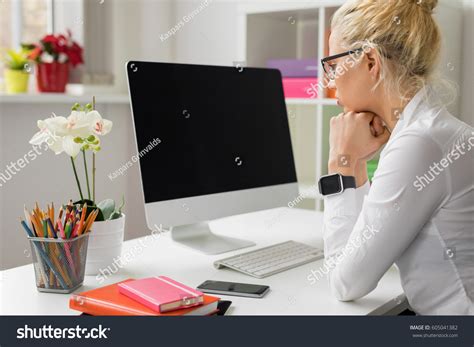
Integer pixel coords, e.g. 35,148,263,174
416,0,438,13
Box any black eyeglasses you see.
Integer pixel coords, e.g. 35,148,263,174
321,47,364,80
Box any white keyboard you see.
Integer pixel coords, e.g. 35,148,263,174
214,241,324,278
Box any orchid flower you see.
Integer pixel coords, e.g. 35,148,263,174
86,110,113,136
29,101,113,202
29,108,113,157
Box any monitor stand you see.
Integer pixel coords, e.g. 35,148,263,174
171,222,256,255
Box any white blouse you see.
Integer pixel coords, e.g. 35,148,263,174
322,87,474,315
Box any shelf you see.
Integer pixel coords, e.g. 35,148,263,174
0,85,130,104
0,92,130,104
238,2,345,211
239,1,346,16
285,98,338,106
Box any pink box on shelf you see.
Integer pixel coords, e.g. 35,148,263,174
282,78,318,99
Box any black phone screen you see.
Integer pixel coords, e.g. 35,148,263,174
198,280,269,295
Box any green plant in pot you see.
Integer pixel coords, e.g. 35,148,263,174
29,98,126,275
2,46,32,94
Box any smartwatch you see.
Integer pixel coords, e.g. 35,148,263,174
318,173,356,196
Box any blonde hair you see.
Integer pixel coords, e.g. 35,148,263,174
331,0,447,102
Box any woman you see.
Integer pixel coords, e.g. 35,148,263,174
320,0,473,315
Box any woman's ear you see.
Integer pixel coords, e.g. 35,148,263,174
365,48,380,79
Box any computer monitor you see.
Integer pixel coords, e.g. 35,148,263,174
127,61,298,254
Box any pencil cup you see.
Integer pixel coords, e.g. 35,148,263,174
28,233,89,294
85,213,125,276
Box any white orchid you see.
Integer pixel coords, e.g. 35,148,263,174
29,99,114,205
86,110,113,136
29,107,113,157
29,115,69,154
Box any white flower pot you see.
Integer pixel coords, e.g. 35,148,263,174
85,213,125,276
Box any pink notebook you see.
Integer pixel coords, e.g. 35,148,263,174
118,276,204,313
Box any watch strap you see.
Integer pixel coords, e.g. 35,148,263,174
341,175,356,189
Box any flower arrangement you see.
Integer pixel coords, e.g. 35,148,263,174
29,98,124,221
26,31,83,93
28,31,83,67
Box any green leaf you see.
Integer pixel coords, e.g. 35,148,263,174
109,195,125,220
97,199,115,220
21,43,35,51
118,195,125,212
4,48,29,70
108,211,122,220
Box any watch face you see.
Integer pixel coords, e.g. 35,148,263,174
319,174,343,196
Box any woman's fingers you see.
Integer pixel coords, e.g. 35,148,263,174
345,111,384,138
376,126,391,145
328,110,390,165
371,116,385,137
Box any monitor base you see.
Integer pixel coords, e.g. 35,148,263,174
171,222,256,255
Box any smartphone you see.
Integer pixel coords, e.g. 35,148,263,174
197,280,270,298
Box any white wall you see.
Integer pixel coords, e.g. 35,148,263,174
461,0,474,126
112,0,174,92
173,0,239,66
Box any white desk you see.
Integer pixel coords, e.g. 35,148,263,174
0,208,407,315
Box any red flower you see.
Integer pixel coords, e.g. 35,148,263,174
56,34,68,53
68,42,84,67
42,34,58,44
30,31,84,66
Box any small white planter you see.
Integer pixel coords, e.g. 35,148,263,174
85,213,125,276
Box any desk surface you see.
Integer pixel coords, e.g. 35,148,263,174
0,208,406,315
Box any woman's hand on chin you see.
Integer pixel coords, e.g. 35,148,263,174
328,111,390,179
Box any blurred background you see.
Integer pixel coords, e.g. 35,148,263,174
0,0,473,270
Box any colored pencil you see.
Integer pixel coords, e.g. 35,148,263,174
65,221,72,239
46,218,57,238
71,224,79,239
20,218,67,289
43,219,49,238
50,202,55,223
23,206,35,236
83,209,98,234
58,206,63,223
77,203,87,235
31,212,43,237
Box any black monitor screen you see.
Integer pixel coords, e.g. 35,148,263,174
127,61,297,203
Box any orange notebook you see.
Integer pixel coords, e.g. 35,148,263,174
70,279,220,316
